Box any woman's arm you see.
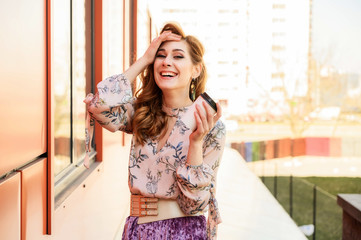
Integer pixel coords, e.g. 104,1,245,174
84,32,181,132
176,119,226,213
123,31,181,83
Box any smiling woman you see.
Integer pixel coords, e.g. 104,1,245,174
84,23,226,240
133,24,208,145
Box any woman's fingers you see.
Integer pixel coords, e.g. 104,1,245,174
191,102,221,141
196,104,209,132
158,31,181,41
203,102,215,126
83,93,94,104
197,102,222,130
145,32,181,64
194,110,204,133
214,102,222,123
152,32,181,50
190,102,222,142
165,33,182,41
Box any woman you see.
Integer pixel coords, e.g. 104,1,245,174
84,23,226,240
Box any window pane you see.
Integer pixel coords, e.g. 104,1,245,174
72,0,93,163
106,0,124,75
54,0,71,176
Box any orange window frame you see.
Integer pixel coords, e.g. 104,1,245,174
46,0,104,234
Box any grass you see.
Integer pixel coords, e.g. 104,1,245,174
262,176,361,240
301,177,361,196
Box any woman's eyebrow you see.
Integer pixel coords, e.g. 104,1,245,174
157,48,185,53
172,49,185,53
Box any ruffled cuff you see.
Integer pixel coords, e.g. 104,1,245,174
83,74,133,168
176,163,213,192
97,74,133,106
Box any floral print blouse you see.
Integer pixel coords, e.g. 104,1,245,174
85,74,226,240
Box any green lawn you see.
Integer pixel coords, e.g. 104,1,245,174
301,177,361,196
262,176,361,240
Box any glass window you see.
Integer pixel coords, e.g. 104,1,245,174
53,0,72,176
72,0,93,163
53,0,94,182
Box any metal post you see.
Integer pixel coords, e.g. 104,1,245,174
313,185,317,240
274,174,277,198
262,159,265,183
274,163,277,198
290,175,293,217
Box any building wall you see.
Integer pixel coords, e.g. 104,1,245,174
0,0,47,239
50,131,131,240
0,0,47,176
0,0,139,239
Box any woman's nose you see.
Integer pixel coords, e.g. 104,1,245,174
162,56,172,66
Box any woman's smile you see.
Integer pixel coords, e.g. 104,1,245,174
159,71,178,80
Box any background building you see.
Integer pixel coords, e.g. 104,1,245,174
147,0,310,121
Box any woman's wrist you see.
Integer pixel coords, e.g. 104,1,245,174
140,54,154,66
189,139,202,148
187,140,203,166
135,56,151,70
123,56,150,83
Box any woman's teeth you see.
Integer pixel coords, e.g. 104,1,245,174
161,72,176,77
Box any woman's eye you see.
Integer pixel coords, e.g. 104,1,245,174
156,54,166,58
174,55,184,59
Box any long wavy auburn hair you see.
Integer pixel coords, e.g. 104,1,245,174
132,23,208,145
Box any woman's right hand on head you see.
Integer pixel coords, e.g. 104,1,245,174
123,31,181,83
142,31,181,65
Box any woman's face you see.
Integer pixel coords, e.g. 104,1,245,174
153,40,199,96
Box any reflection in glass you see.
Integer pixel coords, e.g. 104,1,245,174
54,0,71,176
72,0,92,162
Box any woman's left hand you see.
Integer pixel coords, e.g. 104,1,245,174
189,102,222,143
186,102,222,166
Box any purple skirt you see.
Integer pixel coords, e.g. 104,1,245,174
122,216,207,240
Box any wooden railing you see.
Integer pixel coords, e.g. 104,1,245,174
337,194,361,240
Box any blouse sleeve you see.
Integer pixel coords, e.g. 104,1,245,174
175,120,226,240
86,73,135,133
83,74,134,168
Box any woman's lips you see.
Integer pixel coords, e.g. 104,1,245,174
159,71,178,79
160,71,177,77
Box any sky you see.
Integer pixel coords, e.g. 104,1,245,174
313,0,361,74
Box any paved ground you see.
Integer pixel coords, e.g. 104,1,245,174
216,147,307,240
